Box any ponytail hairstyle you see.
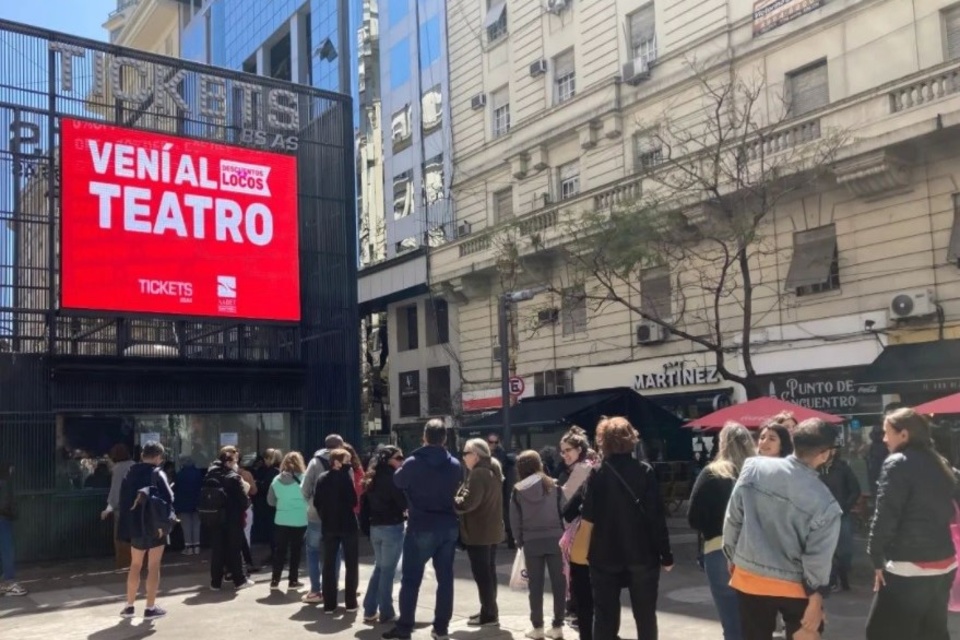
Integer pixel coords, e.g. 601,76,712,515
560,426,590,463
885,408,955,483
362,445,402,490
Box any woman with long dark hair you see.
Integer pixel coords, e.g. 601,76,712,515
688,422,755,640
757,420,793,458
866,408,958,640
360,446,407,624
556,426,592,629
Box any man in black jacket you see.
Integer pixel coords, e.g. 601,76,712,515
205,446,254,591
820,449,861,591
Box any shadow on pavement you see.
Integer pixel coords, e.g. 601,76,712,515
85,618,158,640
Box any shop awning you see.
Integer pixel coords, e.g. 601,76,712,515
855,340,960,394
460,387,683,434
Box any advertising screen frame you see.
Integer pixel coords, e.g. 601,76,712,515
57,116,302,324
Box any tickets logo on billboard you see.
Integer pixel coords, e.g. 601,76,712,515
60,118,301,322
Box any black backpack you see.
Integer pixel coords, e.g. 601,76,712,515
135,469,176,542
198,473,228,527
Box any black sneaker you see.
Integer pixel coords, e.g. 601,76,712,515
468,618,499,628
144,606,167,621
289,581,304,589
382,628,412,640
119,605,135,618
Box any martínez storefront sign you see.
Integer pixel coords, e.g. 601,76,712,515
634,361,722,391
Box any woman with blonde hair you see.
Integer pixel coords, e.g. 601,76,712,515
456,437,506,627
688,422,756,640
267,451,308,589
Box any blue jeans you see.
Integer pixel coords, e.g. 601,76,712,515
305,520,341,594
831,514,854,588
704,549,742,640
0,516,15,581
396,526,458,635
363,524,405,620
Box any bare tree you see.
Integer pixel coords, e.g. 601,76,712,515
535,62,846,398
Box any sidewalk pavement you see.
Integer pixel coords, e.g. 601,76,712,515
1,524,958,639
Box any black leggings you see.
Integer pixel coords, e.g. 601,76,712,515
272,525,307,584
570,563,593,640
866,570,954,640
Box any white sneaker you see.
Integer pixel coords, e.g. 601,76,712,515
525,629,545,640
236,579,256,591
546,627,564,640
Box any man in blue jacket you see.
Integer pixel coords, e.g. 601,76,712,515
383,419,462,640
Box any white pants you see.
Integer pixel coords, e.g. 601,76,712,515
244,506,254,547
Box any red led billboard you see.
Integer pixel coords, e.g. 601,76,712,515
59,118,301,322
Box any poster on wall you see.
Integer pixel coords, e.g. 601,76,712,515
140,432,161,445
219,432,238,447
59,118,301,322
753,0,823,36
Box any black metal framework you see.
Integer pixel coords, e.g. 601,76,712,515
0,17,360,562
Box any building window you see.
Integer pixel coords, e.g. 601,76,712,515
484,1,508,44
629,3,657,65
423,155,444,204
784,224,840,296
427,366,452,414
420,16,442,69
786,61,828,118
558,161,580,200
388,0,408,27
946,6,960,60
640,265,671,320
494,188,513,223
635,130,664,171
554,49,576,104
534,369,574,396
492,87,510,138
397,304,419,351
393,171,413,219
390,38,411,89
425,298,449,345
948,194,960,265
395,236,419,255
391,104,412,149
399,370,421,418
422,84,442,131
562,285,587,336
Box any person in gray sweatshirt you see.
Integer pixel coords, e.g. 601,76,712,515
509,450,567,640
299,434,344,604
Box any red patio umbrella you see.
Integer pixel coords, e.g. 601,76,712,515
685,396,844,430
913,392,960,416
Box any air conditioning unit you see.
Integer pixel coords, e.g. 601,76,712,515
529,59,548,77
636,321,668,345
545,0,569,14
471,93,487,110
622,57,651,86
492,345,502,362
537,308,560,325
457,221,472,238
889,289,937,321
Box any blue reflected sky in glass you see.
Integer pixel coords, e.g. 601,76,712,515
390,38,411,89
419,15,440,71
388,0,408,28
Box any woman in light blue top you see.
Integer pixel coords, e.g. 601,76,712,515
267,451,308,589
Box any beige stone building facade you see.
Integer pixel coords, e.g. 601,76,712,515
432,0,960,433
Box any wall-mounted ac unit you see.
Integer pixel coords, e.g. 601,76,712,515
457,221,472,238
636,321,668,345
537,308,559,324
545,0,569,14
529,59,548,77
471,93,487,110
889,289,937,321
622,57,651,86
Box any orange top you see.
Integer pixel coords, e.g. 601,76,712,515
729,565,806,599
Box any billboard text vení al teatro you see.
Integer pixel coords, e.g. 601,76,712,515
60,118,301,322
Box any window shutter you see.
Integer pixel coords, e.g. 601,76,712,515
555,50,574,77
789,62,828,117
492,87,509,109
494,189,513,221
630,4,656,49
946,7,960,61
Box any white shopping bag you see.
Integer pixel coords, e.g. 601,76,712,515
509,549,528,591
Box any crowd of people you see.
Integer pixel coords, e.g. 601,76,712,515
2,404,958,640
688,407,960,640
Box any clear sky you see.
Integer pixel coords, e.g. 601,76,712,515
0,0,116,41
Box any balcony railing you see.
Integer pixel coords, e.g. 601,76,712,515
889,66,960,113
109,0,140,17
459,235,491,257
743,118,821,162
594,177,642,210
